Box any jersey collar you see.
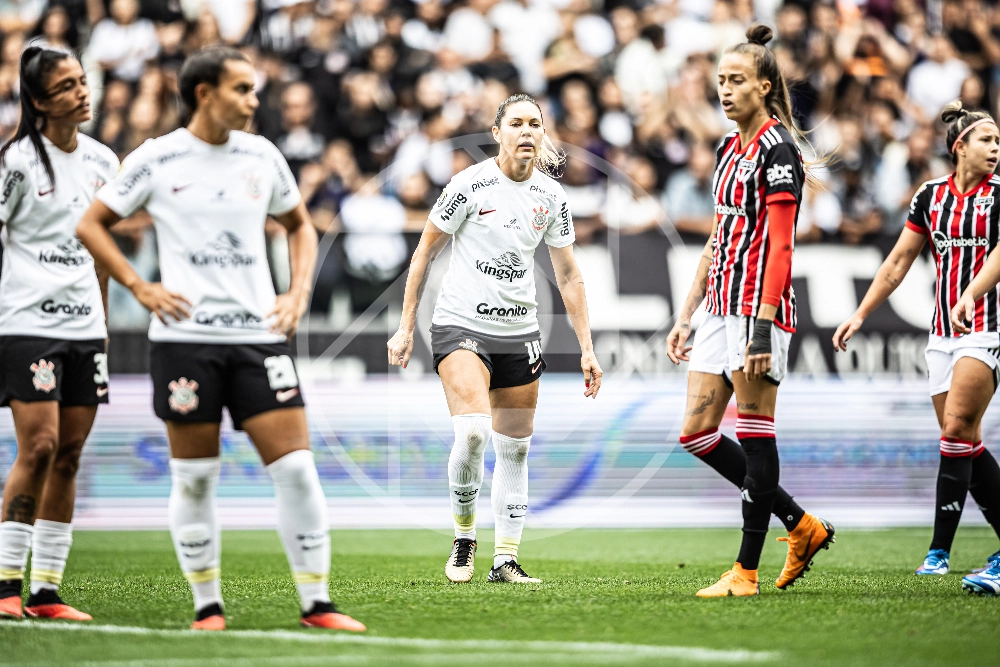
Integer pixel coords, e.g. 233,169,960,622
735,117,779,154
947,172,992,199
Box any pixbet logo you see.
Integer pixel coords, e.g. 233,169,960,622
471,176,498,192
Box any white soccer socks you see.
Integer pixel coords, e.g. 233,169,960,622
266,449,331,613
29,520,72,595
448,414,491,540
168,457,222,613
491,431,531,562
0,522,33,590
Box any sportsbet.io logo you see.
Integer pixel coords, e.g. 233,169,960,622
931,230,989,255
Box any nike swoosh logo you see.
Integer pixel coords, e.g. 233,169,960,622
509,513,525,518
531,362,542,373
458,498,475,504
38,189,53,197
479,208,496,215
172,184,192,193
96,387,109,397
276,388,299,403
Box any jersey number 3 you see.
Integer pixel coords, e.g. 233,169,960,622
524,341,542,364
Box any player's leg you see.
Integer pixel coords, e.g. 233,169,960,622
0,401,59,618
232,344,364,631
918,356,995,575
486,378,540,583
436,344,492,583
24,404,98,620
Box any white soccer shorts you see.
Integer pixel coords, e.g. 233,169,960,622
687,313,792,385
925,332,1000,396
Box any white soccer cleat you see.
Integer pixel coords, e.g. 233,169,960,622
487,559,541,583
445,538,477,583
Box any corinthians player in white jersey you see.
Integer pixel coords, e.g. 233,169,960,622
0,47,118,622
387,95,602,583
76,47,364,632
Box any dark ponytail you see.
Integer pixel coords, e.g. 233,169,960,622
0,46,71,187
941,99,996,165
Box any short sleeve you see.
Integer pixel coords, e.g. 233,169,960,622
0,154,27,223
428,176,472,234
96,147,154,218
762,141,803,205
267,143,301,216
904,184,930,236
545,192,575,247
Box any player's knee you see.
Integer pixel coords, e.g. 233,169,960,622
495,434,530,462
941,414,977,442
51,438,85,478
452,414,491,456
18,431,58,473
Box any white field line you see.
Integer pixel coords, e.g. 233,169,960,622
1,621,779,663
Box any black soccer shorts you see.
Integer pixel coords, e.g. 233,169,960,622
430,325,546,390
0,336,109,407
150,341,305,430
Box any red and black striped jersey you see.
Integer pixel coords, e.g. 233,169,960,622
705,118,804,332
905,173,1000,337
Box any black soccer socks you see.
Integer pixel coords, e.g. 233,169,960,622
735,415,780,571
930,438,975,552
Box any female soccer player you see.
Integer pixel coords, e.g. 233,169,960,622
387,94,602,584
835,100,1000,586
76,47,365,632
665,25,833,597
0,47,118,621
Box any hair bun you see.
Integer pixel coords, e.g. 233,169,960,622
940,99,970,125
746,23,774,46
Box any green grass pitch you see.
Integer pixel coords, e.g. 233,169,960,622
1,527,998,666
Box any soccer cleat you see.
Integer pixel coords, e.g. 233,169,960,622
190,602,225,631
775,513,836,590
696,564,759,598
0,595,22,619
445,538,477,583
487,559,541,583
300,601,366,631
962,563,1000,596
970,549,1000,574
915,549,950,575
24,590,91,621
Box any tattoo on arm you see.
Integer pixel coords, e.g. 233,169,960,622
686,389,716,416
4,494,36,523
883,274,899,286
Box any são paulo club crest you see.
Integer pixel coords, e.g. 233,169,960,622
736,158,757,182
30,359,56,392
458,339,479,354
975,190,994,216
168,377,200,414
531,206,550,231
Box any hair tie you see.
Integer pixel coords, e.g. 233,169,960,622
952,118,998,154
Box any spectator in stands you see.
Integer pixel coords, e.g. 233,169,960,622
277,82,326,179
88,0,160,83
662,142,716,239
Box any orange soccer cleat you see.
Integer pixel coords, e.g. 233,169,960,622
696,563,760,598
190,603,225,631
301,602,366,632
0,595,22,619
24,603,92,621
776,513,836,590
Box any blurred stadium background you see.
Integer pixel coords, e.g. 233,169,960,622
2,0,998,530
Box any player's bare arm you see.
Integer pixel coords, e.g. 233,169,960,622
387,221,451,368
77,200,191,324
549,244,602,398
268,201,318,337
953,244,1000,333
833,227,926,351
666,217,719,365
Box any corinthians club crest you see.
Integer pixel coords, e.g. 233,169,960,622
531,206,550,231
30,359,56,392
168,377,200,414
458,339,479,354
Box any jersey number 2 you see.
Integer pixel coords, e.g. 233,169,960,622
264,355,299,390
524,341,542,364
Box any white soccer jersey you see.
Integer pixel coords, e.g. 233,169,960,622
97,129,301,344
429,159,575,336
0,134,118,340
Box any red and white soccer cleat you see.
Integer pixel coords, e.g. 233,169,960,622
301,602,366,632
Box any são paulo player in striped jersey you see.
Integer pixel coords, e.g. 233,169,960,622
0,47,118,622
666,24,834,598
76,47,365,632
835,100,1000,586
387,94,602,584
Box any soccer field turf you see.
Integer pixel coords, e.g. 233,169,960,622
1,527,997,666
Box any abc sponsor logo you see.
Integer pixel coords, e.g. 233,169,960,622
766,163,793,186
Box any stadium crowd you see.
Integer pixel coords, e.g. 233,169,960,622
0,0,996,323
